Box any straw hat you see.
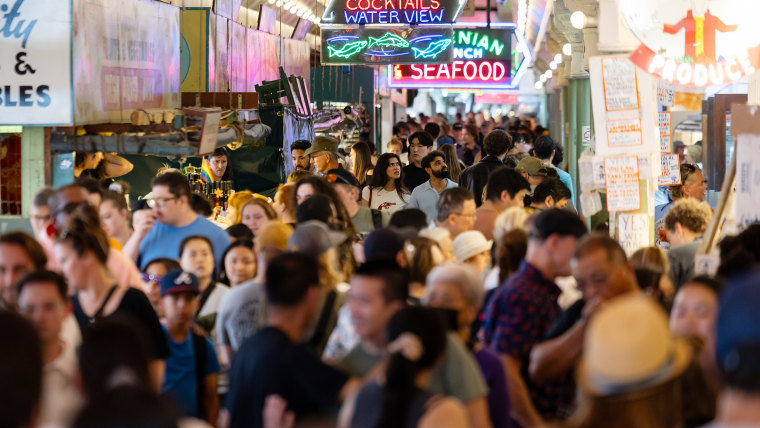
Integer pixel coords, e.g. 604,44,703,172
452,231,492,263
577,294,691,396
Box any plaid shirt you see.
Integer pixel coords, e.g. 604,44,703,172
481,261,574,420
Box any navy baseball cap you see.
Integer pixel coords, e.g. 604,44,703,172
160,270,200,297
437,136,455,146
326,168,360,188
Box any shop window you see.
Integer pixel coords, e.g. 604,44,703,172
0,134,22,215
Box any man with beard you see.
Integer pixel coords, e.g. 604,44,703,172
290,140,314,173
407,150,459,223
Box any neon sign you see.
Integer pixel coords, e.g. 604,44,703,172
321,0,466,25
321,27,454,65
388,25,531,89
618,0,760,86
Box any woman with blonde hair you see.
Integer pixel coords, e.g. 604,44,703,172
239,197,278,237
630,246,675,306
663,198,713,287
223,190,254,226
404,236,445,300
440,143,463,183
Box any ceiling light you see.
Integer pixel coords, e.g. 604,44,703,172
545,69,553,78
554,53,562,64
570,11,587,29
540,75,547,82
563,43,572,56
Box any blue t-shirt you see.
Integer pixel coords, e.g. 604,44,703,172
138,215,230,270
161,326,220,418
554,167,575,206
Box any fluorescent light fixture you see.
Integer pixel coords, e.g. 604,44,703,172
563,43,572,56
570,11,586,29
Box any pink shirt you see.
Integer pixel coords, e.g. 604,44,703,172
37,230,144,291
473,204,499,241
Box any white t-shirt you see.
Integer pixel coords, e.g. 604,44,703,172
361,186,409,214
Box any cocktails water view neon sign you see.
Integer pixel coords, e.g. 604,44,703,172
321,28,454,65
388,24,531,89
322,0,467,25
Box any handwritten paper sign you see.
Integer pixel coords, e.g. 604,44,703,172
618,213,650,256
736,134,760,230
602,57,640,111
592,156,607,189
605,156,641,212
659,112,671,152
606,118,643,148
0,0,73,125
658,154,681,186
657,83,675,107
637,153,658,179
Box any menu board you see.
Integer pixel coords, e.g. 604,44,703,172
659,112,671,152
605,156,641,212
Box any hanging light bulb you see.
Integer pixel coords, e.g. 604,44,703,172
563,43,572,56
268,0,275,4
545,69,553,78
535,81,543,89
570,11,587,29
554,53,562,64
275,0,283,6
540,75,547,83
296,9,304,17
549,61,557,70
289,5,298,13
315,17,321,23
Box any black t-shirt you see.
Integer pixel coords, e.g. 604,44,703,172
225,326,349,428
542,299,585,341
72,288,170,359
402,163,430,192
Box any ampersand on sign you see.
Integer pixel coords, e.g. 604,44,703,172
14,52,36,75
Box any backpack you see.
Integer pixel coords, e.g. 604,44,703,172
191,332,208,420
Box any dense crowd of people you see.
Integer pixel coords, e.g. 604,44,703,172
0,112,757,428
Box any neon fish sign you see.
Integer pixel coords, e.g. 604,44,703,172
321,27,454,65
388,25,531,89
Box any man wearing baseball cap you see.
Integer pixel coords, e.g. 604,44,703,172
301,136,343,175
327,168,389,236
159,270,220,424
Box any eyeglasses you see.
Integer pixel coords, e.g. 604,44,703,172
147,197,178,208
141,273,163,284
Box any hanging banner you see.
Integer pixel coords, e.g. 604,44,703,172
321,0,467,25
73,0,180,123
387,26,530,89
0,0,73,126
619,0,760,87
590,55,659,156
321,27,454,65
605,156,641,212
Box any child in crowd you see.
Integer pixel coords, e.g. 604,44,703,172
142,257,181,316
177,236,229,335
159,270,220,425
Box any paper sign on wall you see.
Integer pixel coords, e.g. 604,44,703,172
637,153,658,179
736,133,760,230
618,213,650,256
657,83,675,107
605,156,641,212
659,112,671,152
592,156,607,189
658,154,681,186
601,57,640,111
606,118,643,148
582,126,592,146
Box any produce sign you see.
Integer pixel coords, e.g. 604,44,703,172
321,27,454,65
387,25,530,89
321,0,466,25
619,0,760,87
